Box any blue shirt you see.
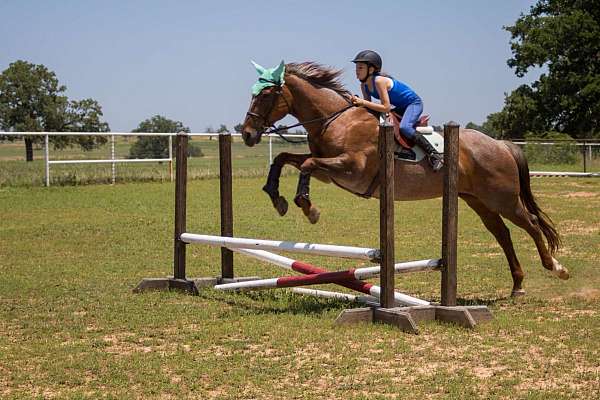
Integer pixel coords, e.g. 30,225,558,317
364,74,420,112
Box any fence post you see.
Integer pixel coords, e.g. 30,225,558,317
269,135,273,165
582,141,588,173
219,133,234,279
441,122,460,306
379,120,395,309
174,132,188,280
44,134,50,187
111,135,116,184
168,135,174,182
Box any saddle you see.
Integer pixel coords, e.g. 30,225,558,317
386,112,430,149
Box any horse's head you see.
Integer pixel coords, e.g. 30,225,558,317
241,61,291,147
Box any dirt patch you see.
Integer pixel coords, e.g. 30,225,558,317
562,191,598,198
560,220,600,235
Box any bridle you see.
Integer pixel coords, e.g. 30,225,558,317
245,79,292,132
245,80,354,144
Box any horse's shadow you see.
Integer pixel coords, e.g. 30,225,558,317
199,289,509,317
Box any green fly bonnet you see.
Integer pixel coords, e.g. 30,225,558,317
251,60,286,96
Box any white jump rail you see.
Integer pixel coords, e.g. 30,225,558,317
180,233,381,261
530,171,600,178
290,288,379,305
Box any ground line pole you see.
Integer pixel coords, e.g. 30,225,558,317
219,133,234,279
173,132,188,280
441,122,459,306
379,120,395,308
44,134,50,187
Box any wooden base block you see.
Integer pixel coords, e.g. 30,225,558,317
133,278,199,295
374,308,419,334
335,304,492,334
335,307,419,334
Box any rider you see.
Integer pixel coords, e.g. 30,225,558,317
351,50,443,171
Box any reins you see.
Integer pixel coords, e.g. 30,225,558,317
247,81,355,144
264,103,355,144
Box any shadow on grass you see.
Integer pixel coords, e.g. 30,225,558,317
198,289,359,317
196,289,510,317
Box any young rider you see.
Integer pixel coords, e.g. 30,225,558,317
351,50,443,171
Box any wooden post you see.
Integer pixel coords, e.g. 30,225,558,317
174,132,189,280
441,122,459,306
134,131,198,294
219,133,234,279
379,121,395,308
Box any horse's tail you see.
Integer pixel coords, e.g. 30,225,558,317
503,141,562,254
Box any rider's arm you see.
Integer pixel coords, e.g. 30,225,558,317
360,83,371,101
353,77,392,112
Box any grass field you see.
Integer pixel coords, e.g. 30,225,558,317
1,168,599,399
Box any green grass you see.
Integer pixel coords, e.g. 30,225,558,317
1,173,599,399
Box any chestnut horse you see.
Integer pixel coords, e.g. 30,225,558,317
241,62,569,296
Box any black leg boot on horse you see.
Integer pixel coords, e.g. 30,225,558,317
263,163,288,216
414,133,444,172
294,172,320,224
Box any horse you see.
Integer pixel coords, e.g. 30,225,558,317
240,61,569,296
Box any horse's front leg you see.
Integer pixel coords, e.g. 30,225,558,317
294,153,359,224
263,152,311,216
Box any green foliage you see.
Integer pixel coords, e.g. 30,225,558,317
523,131,579,164
483,1,600,139
128,115,202,158
0,60,110,159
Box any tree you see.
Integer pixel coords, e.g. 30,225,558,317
234,123,243,133
0,60,110,161
128,115,192,158
490,0,600,139
216,124,229,133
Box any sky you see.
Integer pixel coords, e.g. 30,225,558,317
0,0,539,132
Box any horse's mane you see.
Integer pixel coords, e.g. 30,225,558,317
286,62,352,99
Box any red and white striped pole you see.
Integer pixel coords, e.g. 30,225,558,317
220,248,431,306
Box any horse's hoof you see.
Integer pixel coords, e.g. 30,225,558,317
274,196,288,216
551,257,570,280
511,289,526,297
307,207,320,224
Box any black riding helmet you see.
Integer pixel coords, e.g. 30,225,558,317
351,50,382,71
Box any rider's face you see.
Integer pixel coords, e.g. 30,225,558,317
355,63,369,80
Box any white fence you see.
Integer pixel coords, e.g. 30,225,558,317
0,131,307,186
1,133,598,186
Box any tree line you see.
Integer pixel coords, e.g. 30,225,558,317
1,0,598,161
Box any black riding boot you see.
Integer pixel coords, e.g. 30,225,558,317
414,133,444,172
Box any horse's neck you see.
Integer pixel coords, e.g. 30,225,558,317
286,76,349,136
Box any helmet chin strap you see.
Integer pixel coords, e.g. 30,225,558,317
359,66,375,83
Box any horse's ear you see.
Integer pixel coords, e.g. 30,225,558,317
251,60,266,75
272,60,286,84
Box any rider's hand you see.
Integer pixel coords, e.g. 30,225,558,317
352,96,364,107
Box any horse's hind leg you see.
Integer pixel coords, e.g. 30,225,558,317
294,172,320,224
500,202,569,280
462,195,526,296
